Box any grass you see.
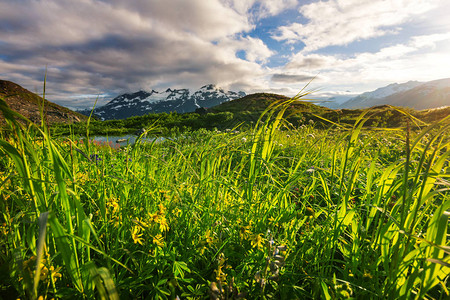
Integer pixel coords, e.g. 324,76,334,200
49,97,450,137
0,93,449,299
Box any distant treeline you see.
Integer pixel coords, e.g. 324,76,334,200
50,104,450,136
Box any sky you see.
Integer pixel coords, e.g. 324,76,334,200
1,0,450,109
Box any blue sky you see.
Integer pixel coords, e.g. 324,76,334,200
1,0,449,109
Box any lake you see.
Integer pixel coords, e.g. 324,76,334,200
89,134,165,147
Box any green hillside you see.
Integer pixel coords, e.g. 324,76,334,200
0,80,87,125
47,92,450,136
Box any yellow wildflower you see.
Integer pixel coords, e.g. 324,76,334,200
153,234,164,248
158,216,169,232
149,212,159,222
49,266,62,282
22,257,62,283
131,226,144,245
305,207,315,218
215,253,228,283
159,190,170,201
198,244,207,255
215,264,226,282
172,207,181,218
250,233,264,250
133,217,149,228
239,224,252,240
158,203,167,215
205,230,215,246
107,198,120,215
0,222,9,236
109,216,120,228
76,172,89,185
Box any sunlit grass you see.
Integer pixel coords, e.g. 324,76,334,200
0,94,449,299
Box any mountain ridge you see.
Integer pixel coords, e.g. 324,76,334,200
339,78,450,109
80,84,246,120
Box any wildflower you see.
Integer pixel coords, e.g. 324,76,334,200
215,253,228,283
110,216,121,228
250,233,264,250
241,137,247,142
158,216,169,232
205,230,215,246
158,203,167,214
148,212,159,222
22,257,62,283
40,265,62,282
268,216,276,225
153,234,164,248
131,226,144,245
239,223,252,240
305,207,315,218
172,207,181,217
198,242,208,255
90,154,102,161
107,198,120,215
215,264,226,282
133,217,149,228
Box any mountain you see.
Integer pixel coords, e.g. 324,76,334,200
340,80,423,108
379,78,450,110
210,93,330,114
0,80,87,125
81,84,246,120
340,79,450,109
319,94,355,109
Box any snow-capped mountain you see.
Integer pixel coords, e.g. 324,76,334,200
81,84,245,120
340,80,423,109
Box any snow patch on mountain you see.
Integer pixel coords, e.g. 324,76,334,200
80,84,245,120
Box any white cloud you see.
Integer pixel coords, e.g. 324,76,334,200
1,0,448,109
411,33,450,49
273,33,450,93
285,53,339,70
218,36,274,63
254,0,298,17
224,0,298,18
271,73,317,83
0,0,277,108
272,0,438,51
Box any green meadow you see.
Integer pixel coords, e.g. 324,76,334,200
1,96,449,299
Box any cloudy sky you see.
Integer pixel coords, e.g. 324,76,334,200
1,0,450,109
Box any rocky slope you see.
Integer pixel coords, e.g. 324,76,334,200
0,80,87,125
